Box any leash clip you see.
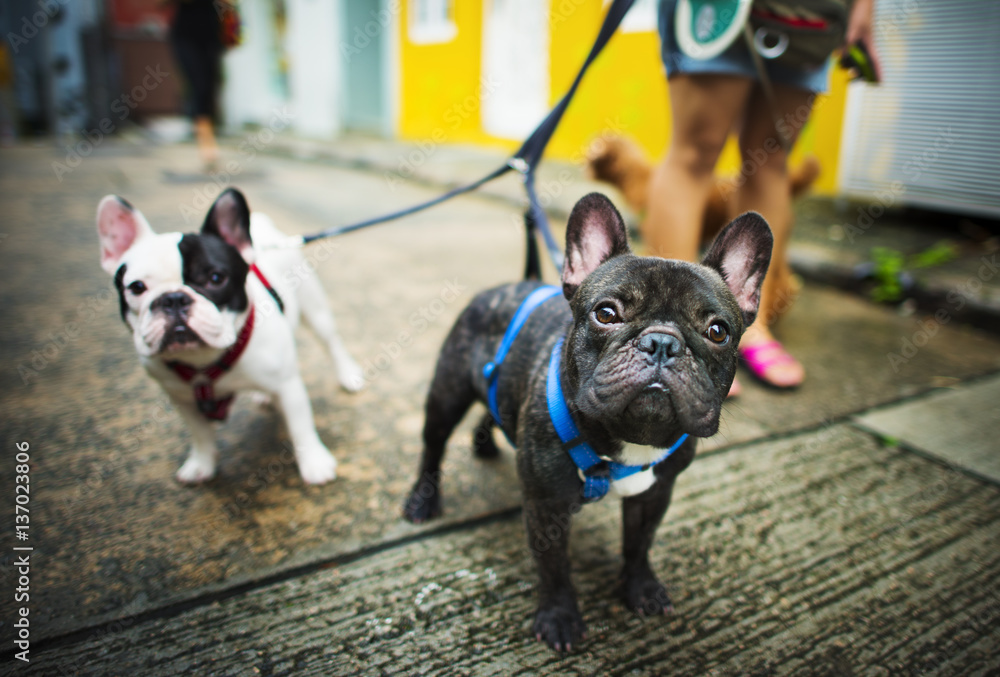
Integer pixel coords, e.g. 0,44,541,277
507,157,530,175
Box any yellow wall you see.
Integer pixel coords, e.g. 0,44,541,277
398,0,498,148
398,0,849,194
546,1,670,166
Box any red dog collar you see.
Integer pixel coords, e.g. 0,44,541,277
250,263,284,313
166,305,255,421
164,264,281,420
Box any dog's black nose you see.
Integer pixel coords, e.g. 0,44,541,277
153,292,194,317
638,332,682,364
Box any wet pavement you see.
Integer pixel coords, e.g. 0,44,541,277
0,133,998,675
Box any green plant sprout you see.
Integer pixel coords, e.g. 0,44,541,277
869,241,958,303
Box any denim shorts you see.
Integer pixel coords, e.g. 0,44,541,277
658,0,831,93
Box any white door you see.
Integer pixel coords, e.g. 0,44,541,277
481,0,549,140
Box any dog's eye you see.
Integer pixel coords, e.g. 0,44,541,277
594,306,619,325
706,323,729,344
128,281,147,295
208,272,228,286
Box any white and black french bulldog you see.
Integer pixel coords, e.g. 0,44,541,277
97,188,364,485
403,193,772,650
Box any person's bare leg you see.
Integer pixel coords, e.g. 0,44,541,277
640,74,753,261
194,115,219,170
734,84,816,387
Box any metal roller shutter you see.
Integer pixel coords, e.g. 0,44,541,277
837,0,1000,218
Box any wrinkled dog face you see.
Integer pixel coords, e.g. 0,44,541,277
558,193,772,448
98,196,250,358
565,256,745,444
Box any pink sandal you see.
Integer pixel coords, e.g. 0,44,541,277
739,340,804,389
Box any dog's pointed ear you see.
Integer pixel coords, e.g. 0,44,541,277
562,193,631,299
701,211,773,331
203,188,254,262
97,195,155,275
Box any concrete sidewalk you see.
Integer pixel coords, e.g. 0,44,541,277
0,135,998,675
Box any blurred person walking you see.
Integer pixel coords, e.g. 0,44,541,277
165,0,231,171
643,0,879,391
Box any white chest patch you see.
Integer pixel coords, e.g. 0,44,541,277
619,442,668,467
607,443,672,498
610,467,656,497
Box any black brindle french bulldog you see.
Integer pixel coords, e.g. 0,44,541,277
403,192,772,650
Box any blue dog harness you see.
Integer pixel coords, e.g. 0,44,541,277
482,285,690,502
483,285,564,430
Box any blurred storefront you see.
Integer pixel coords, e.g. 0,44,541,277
394,0,999,213
105,0,182,118
216,0,395,138
0,0,398,141
3,0,997,215
395,0,852,196
1,0,113,135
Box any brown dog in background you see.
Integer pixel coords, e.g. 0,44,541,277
586,135,819,323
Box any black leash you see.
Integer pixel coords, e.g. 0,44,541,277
299,0,637,278
301,164,511,244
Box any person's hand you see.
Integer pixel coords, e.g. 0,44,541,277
845,0,883,82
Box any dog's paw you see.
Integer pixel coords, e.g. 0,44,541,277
176,454,217,484
532,602,587,652
621,572,674,615
338,360,365,393
402,471,441,523
297,446,338,485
